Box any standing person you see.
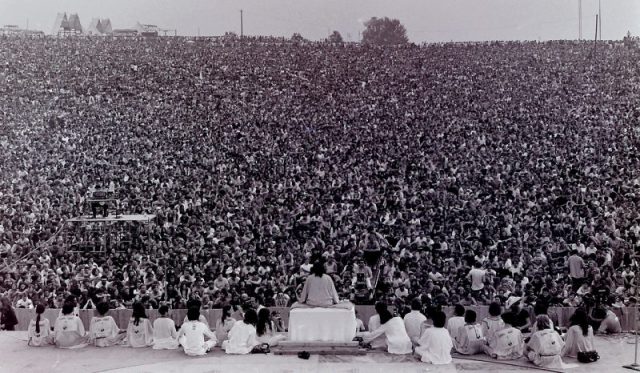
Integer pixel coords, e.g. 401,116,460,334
415,311,453,365
568,250,585,291
0,296,18,331
126,302,154,347
215,305,236,347
152,305,179,350
403,298,427,346
526,315,567,368
178,307,217,356
483,312,524,360
481,302,505,342
359,308,412,354
454,310,485,355
53,303,88,349
28,304,53,347
222,308,260,354
446,304,466,337
467,262,486,299
562,308,596,358
88,302,126,347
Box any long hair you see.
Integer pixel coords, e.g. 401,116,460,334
256,308,272,336
35,304,45,334
536,315,551,331
221,305,232,324
379,309,393,325
570,308,590,336
310,261,325,277
132,302,147,326
243,309,258,326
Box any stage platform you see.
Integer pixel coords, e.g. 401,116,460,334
0,332,637,373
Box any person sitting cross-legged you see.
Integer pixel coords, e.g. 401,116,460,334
415,311,453,365
152,305,179,350
178,306,217,356
454,310,485,355
88,301,126,347
483,311,524,360
526,315,568,368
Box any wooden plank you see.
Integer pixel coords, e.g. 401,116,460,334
277,341,359,348
272,348,367,356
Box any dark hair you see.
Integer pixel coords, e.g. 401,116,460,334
432,311,446,328
464,310,477,324
243,309,258,326
221,304,232,324
311,261,325,277
62,303,74,316
35,304,45,334
96,301,110,316
187,306,200,321
379,309,393,325
454,304,465,316
411,298,422,311
488,302,502,317
570,308,590,336
132,302,147,326
533,301,548,316
158,305,169,316
374,301,388,314
501,311,514,326
256,308,271,336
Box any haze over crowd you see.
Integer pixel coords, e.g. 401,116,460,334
1,0,639,42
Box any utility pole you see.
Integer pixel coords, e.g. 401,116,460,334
593,14,598,59
578,0,582,40
240,9,243,39
598,0,602,40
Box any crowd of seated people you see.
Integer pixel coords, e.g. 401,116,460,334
0,36,639,319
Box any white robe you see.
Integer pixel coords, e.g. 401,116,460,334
483,326,524,360
403,311,427,345
222,321,260,354
416,327,453,364
361,317,412,354
480,316,505,342
526,329,568,368
367,314,387,349
178,320,217,356
89,316,125,347
53,314,88,349
126,318,154,348
215,317,236,347
446,316,465,338
454,324,485,355
28,318,53,347
152,317,179,350
561,325,595,358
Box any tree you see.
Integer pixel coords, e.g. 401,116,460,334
328,30,343,44
291,33,306,43
362,17,408,46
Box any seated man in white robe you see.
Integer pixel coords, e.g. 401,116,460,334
367,302,389,349
483,311,524,360
178,307,217,356
88,302,126,347
454,310,485,355
415,311,453,365
597,307,622,334
54,304,88,349
222,309,260,354
153,305,179,350
359,307,412,354
446,304,466,338
481,302,505,342
292,261,352,309
526,315,571,369
403,298,427,346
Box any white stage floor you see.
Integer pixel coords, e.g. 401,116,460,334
0,332,637,373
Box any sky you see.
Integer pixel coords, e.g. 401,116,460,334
0,0,638,42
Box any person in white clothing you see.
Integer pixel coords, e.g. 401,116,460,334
483,311,524,360
256,308,286,346
126,302,154,348
446,304,466,337
182,299,210,328
152,305,179,350
88,302,126,347
178,307,217,356
53,303,88,349
454,310,485,355
403,299,427,346
222,308,260,354
367,302,388,349
28,304,53,347
415,311,453,364
359,308,412,354
481,302,505,343
561,309,595,358
214,305,236,347
526,315,568,368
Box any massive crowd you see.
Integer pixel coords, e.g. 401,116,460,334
0,37,639,318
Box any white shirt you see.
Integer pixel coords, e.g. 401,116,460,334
446,316,465,338
362,317,412,354
178,320,216,356
416,327,453,364
223,321,259,354
403,310,427,344
152,317,178,349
